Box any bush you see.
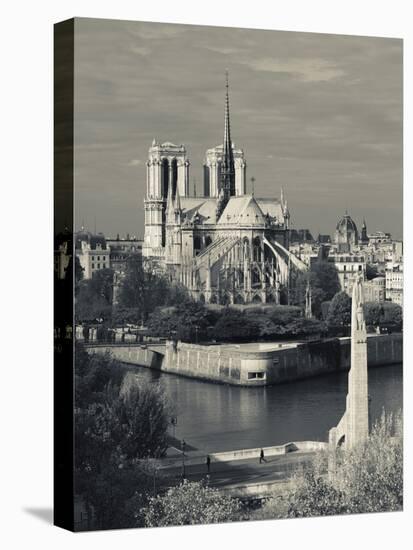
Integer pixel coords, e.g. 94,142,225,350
147,301,212,342
254,410,403,520
212,309,260,342
143,479,242,527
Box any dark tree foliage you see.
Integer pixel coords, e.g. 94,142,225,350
326,291,352,328
212,309,260,342
75,456,154,530
292,262,340,318
74,350,171,530
365,263,379,280
76,268,114,322
117,255,189,321
75,344,125,408
116,373,170,459
266,305,302,324
279,317,325,337
148,303,325,343
364,301,402,329
147,301,214,342
321,301,331,320
111,306,142,327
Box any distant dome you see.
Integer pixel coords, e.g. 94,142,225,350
336,213,358,233
335,213,359,251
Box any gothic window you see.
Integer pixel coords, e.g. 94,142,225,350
243,238,250,261
203,165,210,197
161,158,169,198
205,236,212,248
171,158,178,198
253,237,262,262
194,236,202,252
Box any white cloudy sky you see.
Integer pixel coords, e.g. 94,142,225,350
74,18,402,239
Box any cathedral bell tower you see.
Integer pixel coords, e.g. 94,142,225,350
165,186,183,267
143,140,190,260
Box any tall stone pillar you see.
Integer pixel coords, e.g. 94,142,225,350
328,275,369,453
346,278,369,448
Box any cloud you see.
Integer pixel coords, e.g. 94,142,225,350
203,45,244,55
239,57,345,82
130,45,151,56
73,19,402,240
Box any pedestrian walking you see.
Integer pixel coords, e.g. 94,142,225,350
206,455,211,473
259,448,266,464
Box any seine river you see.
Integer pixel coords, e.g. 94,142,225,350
129,363,403,453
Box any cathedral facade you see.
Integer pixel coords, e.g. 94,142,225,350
142,76,304,305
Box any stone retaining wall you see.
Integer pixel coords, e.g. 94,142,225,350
85,333,402,387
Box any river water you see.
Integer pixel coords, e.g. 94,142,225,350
129,363,403,453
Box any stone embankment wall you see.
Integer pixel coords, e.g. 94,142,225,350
86,344,163,370
86,333,402,387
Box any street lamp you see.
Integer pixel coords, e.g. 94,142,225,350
170,416,177,440
181,439,186,480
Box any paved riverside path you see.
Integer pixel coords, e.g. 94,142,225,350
159,450,315,490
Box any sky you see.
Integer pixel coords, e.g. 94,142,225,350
74,18,402,240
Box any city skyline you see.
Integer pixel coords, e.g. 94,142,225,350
74,19,402,239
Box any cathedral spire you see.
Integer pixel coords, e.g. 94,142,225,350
217,71,236,220
221,70,235,198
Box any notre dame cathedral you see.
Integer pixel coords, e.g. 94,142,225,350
142,74,306,304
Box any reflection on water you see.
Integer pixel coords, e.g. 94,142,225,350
129,363,403,453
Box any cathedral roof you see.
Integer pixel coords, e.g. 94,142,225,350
217,195,266,227
180,197,218,225
255,198,285,222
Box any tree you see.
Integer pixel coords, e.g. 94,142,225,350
117,255,189,321
76,268,114,322
74,356,172,530
212,309,260,342
143,479,242,527
111,306,142,327
147,301,214,342
76,371,170,463
326,291,352,328
75,345,125,409
365,264,379,280
267,305,302,325
115,373,170,459
292,262,340,319
381,302,403,328
364,302,403,329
